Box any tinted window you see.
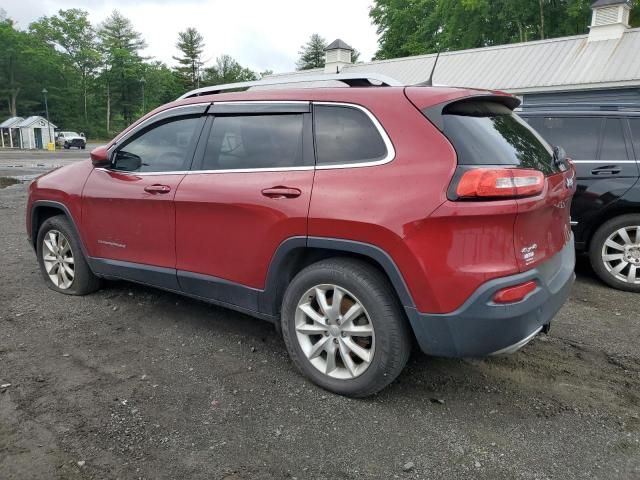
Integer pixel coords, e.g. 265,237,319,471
438,101,559,175
113,117,201,172
314,105,387,166
534,117,601,160
201,114,304,170
629,119,640,160
600,118,628,160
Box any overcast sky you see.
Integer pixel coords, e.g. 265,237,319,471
3,0,380,73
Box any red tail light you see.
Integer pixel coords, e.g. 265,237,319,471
455,168,544,199
493,281,537,304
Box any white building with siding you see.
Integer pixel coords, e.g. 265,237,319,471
0,116,56,149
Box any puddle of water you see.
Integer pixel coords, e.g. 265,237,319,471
0,177,23,189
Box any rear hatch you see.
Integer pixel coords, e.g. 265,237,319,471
410,91,576,271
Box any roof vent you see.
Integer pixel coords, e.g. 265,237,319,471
324,39,353,74
588,0,632,42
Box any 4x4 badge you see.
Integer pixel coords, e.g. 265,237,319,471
566,177,574,189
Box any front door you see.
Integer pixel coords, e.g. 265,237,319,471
174,103,314,308
82,112,206,288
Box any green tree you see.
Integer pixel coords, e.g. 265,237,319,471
203,54,257,85
0,17,61,118
370,0,640,60
29,9,100,124
173,27,205,90
98,10,146,133
296,33,327,70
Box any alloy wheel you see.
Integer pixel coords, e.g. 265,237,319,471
295,284,375,380
601,226,640,284
42,229,75,289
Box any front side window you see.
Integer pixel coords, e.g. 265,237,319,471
314,105,388,166
112,117,201,172
200,114,305,170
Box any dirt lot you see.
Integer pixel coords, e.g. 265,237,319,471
1,152,639,479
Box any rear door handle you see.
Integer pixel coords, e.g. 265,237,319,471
261,186,302,199
591,165,621,175
144,184,172,194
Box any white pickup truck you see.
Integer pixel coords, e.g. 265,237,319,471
55,131,86,149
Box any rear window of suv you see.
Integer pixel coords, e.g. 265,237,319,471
314,105,388,166
435,100,560,175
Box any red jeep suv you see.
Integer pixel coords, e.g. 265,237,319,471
26,75,576,397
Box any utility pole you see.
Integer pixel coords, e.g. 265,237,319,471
42,88,53,150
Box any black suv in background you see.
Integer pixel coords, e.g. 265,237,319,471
520,104,640,292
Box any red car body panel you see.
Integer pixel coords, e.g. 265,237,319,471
81,169,185,268
175,170,314,288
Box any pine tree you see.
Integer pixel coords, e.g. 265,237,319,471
296,34,327,70
98,10,146,129
173,28,205,90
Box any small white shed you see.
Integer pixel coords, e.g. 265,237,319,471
0,117,24,148
17,116,57,149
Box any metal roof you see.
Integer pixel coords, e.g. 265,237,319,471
325,39,353,51
16,116,56,128
592,0,629,7
266,28,640,94
0,117,24,128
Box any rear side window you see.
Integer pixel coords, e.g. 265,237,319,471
600,118,628,160
201,114,304,170
630,119,640,159
314,105,388,166
532,117,601,160
436,100,559,175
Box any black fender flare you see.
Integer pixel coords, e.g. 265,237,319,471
259,236,416,316
31,200,89,257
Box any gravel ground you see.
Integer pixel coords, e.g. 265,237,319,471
0,153,639,479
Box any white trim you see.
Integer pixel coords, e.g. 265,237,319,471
212,100,310,106
313,102,396,170
571,160,637,164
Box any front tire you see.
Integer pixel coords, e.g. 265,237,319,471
36,215,100,295
589,214,640,292
63,142,70,150
281,258,411,397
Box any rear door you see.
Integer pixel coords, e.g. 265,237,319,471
527,115,639,247
174,102,314,307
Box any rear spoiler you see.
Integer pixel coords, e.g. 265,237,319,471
423,95,521,131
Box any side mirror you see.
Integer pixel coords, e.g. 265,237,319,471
90,145,110,167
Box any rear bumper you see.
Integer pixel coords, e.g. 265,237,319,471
405,234,575,357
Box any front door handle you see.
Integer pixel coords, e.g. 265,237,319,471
144,184,172,194
591,165,621,176
261,186,302,199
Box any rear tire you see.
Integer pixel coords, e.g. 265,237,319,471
281,258,412,397
36,215,101,296
589,214,640,292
